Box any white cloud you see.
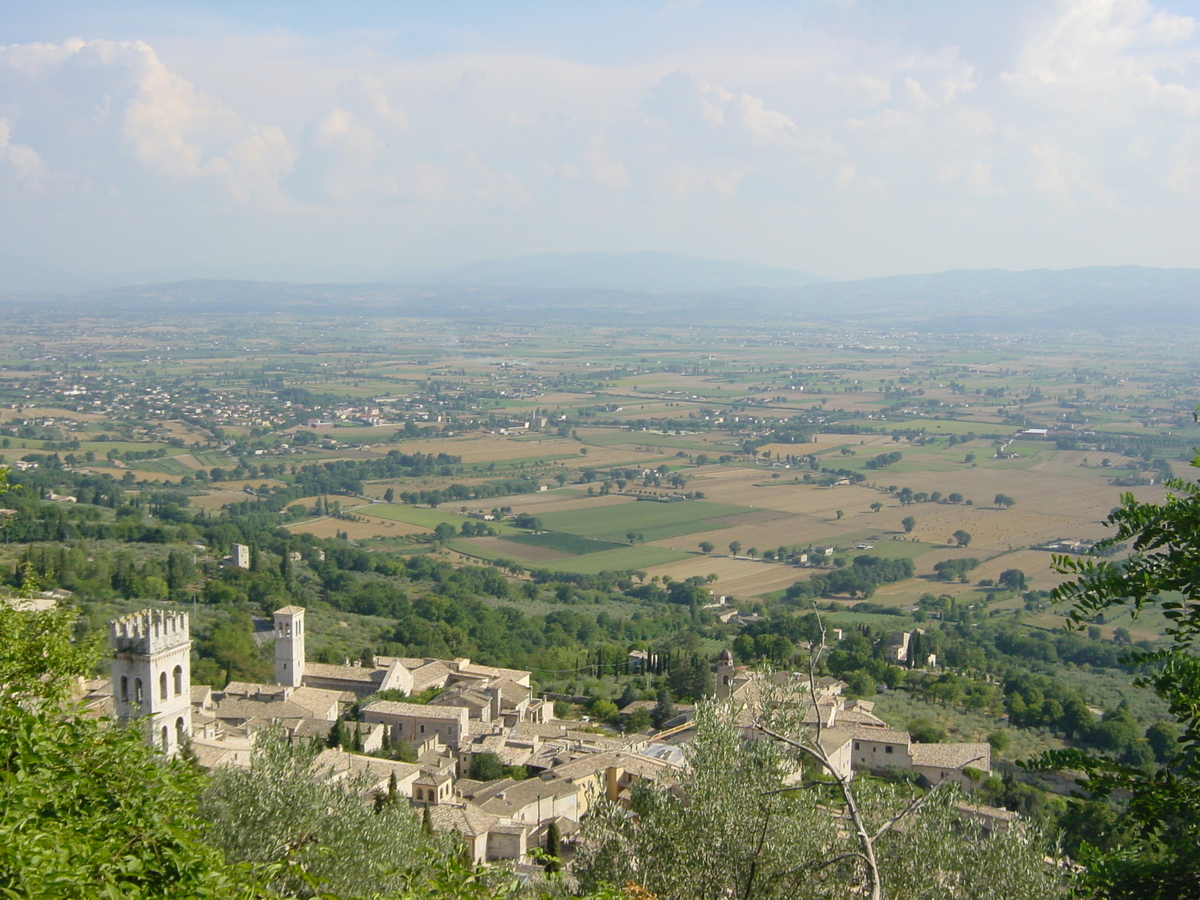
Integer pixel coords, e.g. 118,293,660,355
0,38,295,202
2,1,1200,283
0,117,48,188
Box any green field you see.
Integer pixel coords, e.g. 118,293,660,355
536,499,753,543
450,538,689,574
367,503,520,534
124,457,197,476
507,532,626,554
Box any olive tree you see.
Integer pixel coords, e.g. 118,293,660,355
0,602,259,899
198,728,444,897
574,696,1063,900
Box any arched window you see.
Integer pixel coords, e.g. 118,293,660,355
160,726,169,751
160,671,168,701
176,716,187,745
173,665,183,696
120,676,128,702
134,678,143,705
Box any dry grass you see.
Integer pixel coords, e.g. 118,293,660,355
190,489,254,511
285,517,412,540
643,554,810,598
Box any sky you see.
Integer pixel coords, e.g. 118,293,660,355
1,0,1198,290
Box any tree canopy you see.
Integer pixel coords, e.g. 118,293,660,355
1030,473,1200,899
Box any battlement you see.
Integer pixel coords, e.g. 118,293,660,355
110,609,190,655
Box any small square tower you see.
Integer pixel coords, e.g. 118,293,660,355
274,605,306,687
230,543,251,569
110,609,192,756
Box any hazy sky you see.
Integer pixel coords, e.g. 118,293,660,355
1,0,1198,289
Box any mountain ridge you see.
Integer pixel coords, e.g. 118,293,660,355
2,263,1196,332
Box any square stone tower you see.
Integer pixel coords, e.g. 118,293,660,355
110,609,192,756
274,605,306,687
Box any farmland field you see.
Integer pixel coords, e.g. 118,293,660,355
535,498,754,543
506,532,626,554
0,309,1193,633
452,537,690,573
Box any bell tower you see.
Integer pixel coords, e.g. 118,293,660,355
716,647,736,699
274,605,306,687
110,610,192,756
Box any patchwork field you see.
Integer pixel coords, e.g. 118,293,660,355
451,536,690,574
534,498,754,543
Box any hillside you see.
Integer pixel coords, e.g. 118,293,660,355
3,264,1195,332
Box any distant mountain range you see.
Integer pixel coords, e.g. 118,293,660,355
423,251,828,292
2,255,1197,333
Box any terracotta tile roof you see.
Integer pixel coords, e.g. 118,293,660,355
910,742,991,772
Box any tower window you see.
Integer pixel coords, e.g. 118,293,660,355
160,672,168,701
173,665,183,696
134,678,143,705
120,676,128,702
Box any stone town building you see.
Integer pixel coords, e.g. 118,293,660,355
715,649,990,788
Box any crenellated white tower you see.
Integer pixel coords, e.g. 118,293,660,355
110,609,192,756
274,605,306,687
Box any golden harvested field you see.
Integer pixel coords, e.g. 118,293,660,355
209,479,288,490
643,555,812,598
191,489,259,510
125,469,188,483
382,434,580,463
0,406,110,422
349,511,428,536
971,550,1063,591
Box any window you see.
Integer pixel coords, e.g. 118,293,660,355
420,724,425,733
160,726,169,751
120,676,128,702
173,665,183,696
160,672,168,701
885,745,893,754
134,678,143,705
854,742,860,750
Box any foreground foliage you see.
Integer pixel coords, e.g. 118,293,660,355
1033,475,1200,899
198,731,446,898
0,603,262,899
574,700,1063,900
